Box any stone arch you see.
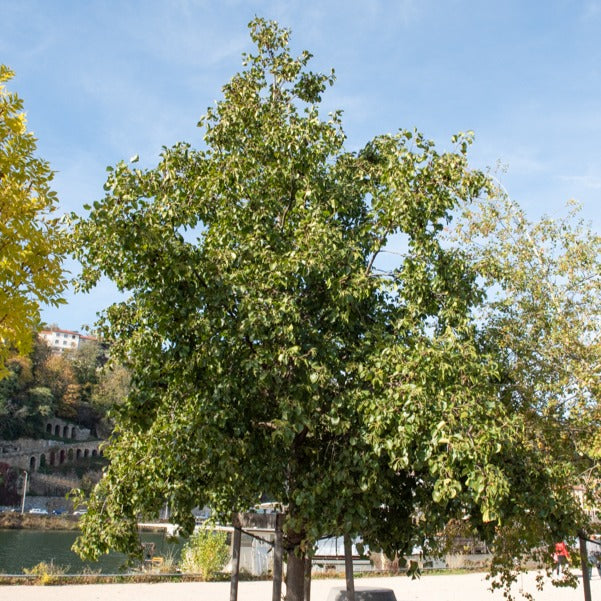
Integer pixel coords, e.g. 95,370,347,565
59,449,66,464
46,423,52,434
40,454,46,468
63,425,69,438
29,456,36,471
91,449,97,457
54,425,60,436
68,448,74,461
76,449,82,460
49,451,56,466
71,428,76,439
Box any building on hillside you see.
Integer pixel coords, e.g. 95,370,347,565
38,327,97,354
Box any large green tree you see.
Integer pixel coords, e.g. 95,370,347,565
0,66,67,377
72,20,584,599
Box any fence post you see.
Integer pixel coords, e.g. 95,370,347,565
273,512,283,601
230,515,242,601
579,531,592,601
344,534,355,601
304,555,312,601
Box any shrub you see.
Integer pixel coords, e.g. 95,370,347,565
179,529,229,580
23,560,68,584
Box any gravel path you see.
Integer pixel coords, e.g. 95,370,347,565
2,571,598,601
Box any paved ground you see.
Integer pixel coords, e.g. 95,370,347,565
2,571,599,601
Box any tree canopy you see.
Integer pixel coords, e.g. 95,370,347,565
0,65,67,377
71,20,587,600
451,192,601,509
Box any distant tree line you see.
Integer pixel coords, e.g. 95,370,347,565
0,333,130,440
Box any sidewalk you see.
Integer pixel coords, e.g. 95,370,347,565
2,571,599,601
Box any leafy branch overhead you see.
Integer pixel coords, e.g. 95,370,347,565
70,19,590,601
451,192,601,472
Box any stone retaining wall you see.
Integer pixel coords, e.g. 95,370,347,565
0,438,103,472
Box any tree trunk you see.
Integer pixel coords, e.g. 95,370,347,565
286,548,306,601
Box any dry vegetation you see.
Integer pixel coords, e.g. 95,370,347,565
0,512,80,530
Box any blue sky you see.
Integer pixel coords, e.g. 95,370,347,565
2,0,600,332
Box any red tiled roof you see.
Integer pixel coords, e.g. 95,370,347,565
39,328,97,340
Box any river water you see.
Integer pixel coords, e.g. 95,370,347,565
0,529,183,575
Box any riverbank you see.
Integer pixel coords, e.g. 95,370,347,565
0,513,79,530
1,571,596,601
0,513,171,533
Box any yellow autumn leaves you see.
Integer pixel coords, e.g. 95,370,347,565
0,65,67,377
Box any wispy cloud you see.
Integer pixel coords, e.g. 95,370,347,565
117,6,249,69
582,1,601,18
558,174,601,190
